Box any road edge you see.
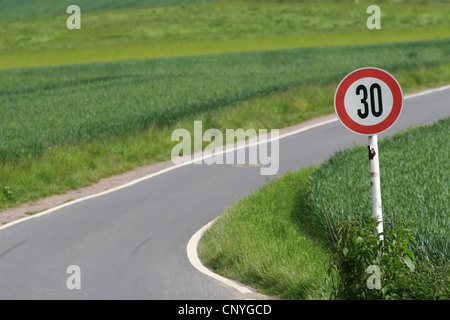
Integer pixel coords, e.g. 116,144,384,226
2,85,448,229
186,84,450,296
186,218,256,295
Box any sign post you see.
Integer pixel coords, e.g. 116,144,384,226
368,134,383,240
334,67,404,240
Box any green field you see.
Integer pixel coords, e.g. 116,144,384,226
0,0,219,21
1,0,446,21
1,62,449,211
306,118,450,266
1,39,449,165
200,119,450,299
1,1,449,69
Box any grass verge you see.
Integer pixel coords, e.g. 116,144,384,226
199,119,449,300
200,168,331,300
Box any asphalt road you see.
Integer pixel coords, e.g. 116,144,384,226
0,86,448,299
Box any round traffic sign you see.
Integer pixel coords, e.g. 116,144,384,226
334,67,403,135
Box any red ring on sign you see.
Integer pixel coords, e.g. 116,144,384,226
334,68,403,135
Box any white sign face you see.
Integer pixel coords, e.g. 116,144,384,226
335,68,403,135
343,77,394,126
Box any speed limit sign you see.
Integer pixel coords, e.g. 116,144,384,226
334,67,403,135
334,67,404,241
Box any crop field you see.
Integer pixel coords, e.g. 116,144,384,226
1,0,445,21
0,0,218,21
1,39,449,165
1,1,449,69
306,118,450,266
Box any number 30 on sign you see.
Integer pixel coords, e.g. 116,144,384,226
334,67,403,135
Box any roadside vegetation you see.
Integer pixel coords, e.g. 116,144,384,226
306,119,449,266
200,119,449,299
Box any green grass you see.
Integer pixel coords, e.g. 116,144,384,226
0,0,218,21
200,168,331,300
306,118,450,266
1,39,449,165
199,119,449,299
1,61,449,212
245,0,449,3
1,1,449,69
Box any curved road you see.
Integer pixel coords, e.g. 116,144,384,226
0,86,449,299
